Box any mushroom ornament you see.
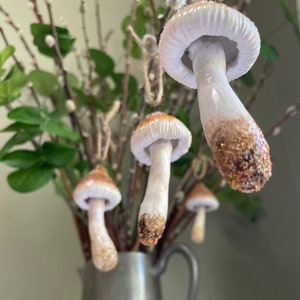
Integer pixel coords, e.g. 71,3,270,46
158,1,272,193
73,165,121,272
186,182,219,243
131,112,192,246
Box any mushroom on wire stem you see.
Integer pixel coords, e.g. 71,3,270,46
185,183,219,243
158,1,272,193
131,112,191,246
73,165,121,272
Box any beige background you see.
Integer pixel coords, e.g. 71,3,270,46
0,0,300,299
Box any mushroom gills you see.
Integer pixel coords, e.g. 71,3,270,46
182,36,238,75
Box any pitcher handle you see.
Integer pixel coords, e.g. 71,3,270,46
152,243,199,300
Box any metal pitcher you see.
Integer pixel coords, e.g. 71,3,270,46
81,243,199,300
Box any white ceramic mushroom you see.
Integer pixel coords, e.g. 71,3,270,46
159,1,272,193
130,112,192,246
73,165,121,272
186,182,219,243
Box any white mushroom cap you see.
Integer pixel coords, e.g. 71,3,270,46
73,165,121,211
130,111,192,166
186,182,219,212
158,1,261,89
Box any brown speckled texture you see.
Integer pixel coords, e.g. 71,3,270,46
210,118,272,193
138,214,166,246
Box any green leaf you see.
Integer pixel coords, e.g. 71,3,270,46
0,124,41,157
176,108,190,127
260,42,279,61
240,70,255,87
0,45,15,75
41,141,77,167
41,120,79,141
135,5,148,37
217,185,262,221
68,73,80,89
0,65,27,105
121,15,143,59
8,106,48,125
121,16,131,34
7,164,53,193
171,153,192,178
89,49,115,77
28,70,59,96
1,149,41,169
31,23,75,58
1,122,40,132
278,0,300,43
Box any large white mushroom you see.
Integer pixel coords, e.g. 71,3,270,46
158,1,272,193
131,112,191,246
186,182,219,243
73,165,121,272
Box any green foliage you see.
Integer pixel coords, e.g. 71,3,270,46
7,164,53,193
0,45,15,76
240,71,255,87
121,1,165,59
217,185,262,221
278,0,300,43
7,106,79,142
90,49,115,77
31,23,75,58
0,65,27,105
260,42,279,61
1,149,41,169
41,142,77,167
1,141,77,192
28,70,59,97
0,124,41,158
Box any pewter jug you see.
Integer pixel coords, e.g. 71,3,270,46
81,243,199,300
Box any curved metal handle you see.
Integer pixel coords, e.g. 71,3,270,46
152,243,199,300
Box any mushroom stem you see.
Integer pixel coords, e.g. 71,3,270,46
188,38,251,143
188,38,272,193
138,139,173,246
88,199,118,272
191,206,206,243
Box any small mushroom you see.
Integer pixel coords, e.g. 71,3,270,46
158,1,272,193
73,165,121,272
186,182,219,243
131,112,192,246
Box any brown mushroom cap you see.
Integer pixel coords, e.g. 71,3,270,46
186,183,219,212
73,165,121,211
158,1,261,89
130,111,192,166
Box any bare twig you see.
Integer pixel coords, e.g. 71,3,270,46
28,0,44,23
72,44,87,88
45,0,94,169
245,61,274,110
120,88,147,250
94,0,105,50
114,0,139,181
80,1,100,156
0,4,39,69
265,102,300,138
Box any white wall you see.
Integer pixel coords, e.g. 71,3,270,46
0,1,300,300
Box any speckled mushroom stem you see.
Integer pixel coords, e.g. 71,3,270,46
88,199,118,272
188,38,272,193
138,139,173,246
